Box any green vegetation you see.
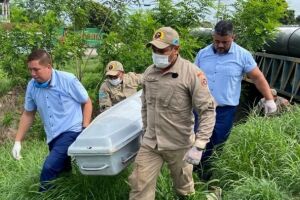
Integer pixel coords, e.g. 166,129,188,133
0,140,209,200
0,70,12,97
0,0,289,108
1,112,15,127
232,0,287,52
213,105,300,199
0,0,298,199
0,106,299,199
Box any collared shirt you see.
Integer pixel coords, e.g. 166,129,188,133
25,69,89,143
99,72,143,112
194,42,257,106
141,56,216,150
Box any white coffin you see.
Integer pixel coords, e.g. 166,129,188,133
68,90,142,175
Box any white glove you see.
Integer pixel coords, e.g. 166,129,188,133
183,146,203,165
264,99,277,114
12,141,22,160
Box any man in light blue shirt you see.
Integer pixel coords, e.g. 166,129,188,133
194,20,277,181
11,49,93,191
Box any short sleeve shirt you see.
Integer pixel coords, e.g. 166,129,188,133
25,69,89,143
194,42,257,106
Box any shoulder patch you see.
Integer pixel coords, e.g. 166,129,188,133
197,71,204,78
99,91,107,99
196,71,208,86
201,78,208,86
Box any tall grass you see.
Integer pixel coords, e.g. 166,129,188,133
0,140,47,199
0,139,132,200
213,105,300,200
0,105,299,199
0,140,209,200
0,78,12,97
0,70,12,97
224,177,289,200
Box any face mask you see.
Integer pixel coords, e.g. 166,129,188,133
152,52,170,69
34,80,50,88
109,78,122,86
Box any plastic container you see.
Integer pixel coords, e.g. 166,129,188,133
68,90,142,175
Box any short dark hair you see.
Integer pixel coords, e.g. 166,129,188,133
27,49,52,66
214,20,233,36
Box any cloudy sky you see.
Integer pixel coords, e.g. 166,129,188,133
286,0,300,16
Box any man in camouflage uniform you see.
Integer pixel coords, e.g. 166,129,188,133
257,89,290,114
128,27,216,200
98,61,143,113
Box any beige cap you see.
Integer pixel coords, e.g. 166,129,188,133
271,89,277,96
147,27,180,49
105,61,124,76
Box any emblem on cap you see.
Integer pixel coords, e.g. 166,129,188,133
108,63,116,70
172,39,179,45
154,31,164,40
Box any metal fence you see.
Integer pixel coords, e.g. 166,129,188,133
244,52,300,101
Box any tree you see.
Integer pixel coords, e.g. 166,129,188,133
279,9,296,25
151,0,214,29
82,1,115,32
98,0,214,75
216,2,232,21
11,0,92,31
11,0,71,24
232,0,288,52
0,0,90,85
296,15,300,25
98,11,157,75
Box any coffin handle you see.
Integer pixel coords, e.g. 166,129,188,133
80,164,109,171
122,152,138,164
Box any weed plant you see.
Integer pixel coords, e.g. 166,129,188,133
0,139,132,200
1,112,15,127
224,177,289,200
0,140,47,200
213,105,300,199
1,105,299,199
0,140,210,200
0,78,12,97
0,70,12,97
